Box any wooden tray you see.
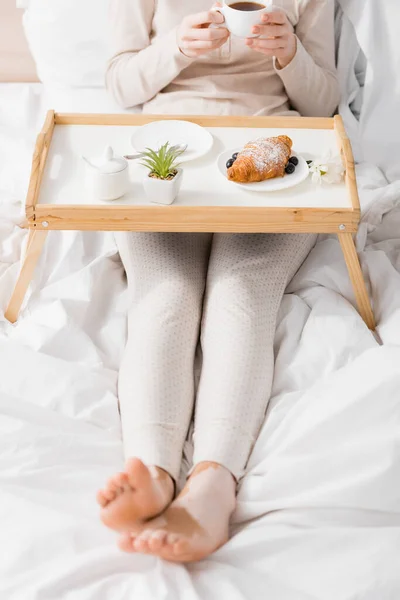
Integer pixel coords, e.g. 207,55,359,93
6,111,374,330
26,111,359,234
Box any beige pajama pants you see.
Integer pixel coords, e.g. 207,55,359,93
117,232,316,481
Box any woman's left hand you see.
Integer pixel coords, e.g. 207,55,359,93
245,9,296,69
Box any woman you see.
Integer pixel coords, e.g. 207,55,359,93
97,0,339,563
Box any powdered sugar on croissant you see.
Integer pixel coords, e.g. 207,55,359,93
227,136,293,183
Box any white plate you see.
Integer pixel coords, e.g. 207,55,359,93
131,120,214,163
217,148,309,192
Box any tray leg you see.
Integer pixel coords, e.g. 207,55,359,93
338,232,376,330
5,229,48,324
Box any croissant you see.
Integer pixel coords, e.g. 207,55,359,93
227,135,293,183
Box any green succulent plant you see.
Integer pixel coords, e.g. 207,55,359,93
140,142,184,180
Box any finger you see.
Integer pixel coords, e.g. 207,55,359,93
185,10,224,28
180,37,229,51
183,26,229,41
248,46,288,58
252,24,286,37
246,37,286,50
261,9,288,25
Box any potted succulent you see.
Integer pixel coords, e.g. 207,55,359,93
141,142,184,205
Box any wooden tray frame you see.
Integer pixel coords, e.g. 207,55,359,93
27,111,359,234
6,111,374,331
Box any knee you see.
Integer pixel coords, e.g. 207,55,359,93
131,274,204,324
206,273,267,326
210,272,255,304
160,275,204,309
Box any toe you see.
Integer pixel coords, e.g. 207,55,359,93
126,458,152,490
148,530,168,552
115,472,129,489
104,477,119,496
102,488,116,502
96,490,108,507
108,478,122,494
161,533,186,558
118,533,136,554
134,530,153,553
134,539,149,553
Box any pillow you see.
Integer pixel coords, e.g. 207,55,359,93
338,0,400,182
22,0,109,87
0,0,38,82
335,7,365,162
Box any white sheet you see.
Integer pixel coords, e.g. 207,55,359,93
1,75,400,600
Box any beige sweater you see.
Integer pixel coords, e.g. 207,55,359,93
107,0,339,117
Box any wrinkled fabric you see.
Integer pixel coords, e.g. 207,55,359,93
1,31,400,596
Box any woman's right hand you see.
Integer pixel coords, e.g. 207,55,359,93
177,9,229,58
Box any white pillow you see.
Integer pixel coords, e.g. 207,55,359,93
22,0,109,87
338,0,400,182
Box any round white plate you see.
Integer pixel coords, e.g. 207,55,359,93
131,120,214,163
217,148,309,192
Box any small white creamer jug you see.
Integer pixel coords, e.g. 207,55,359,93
83,146,129,201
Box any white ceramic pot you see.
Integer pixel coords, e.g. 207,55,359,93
83,146,130,201
143,169,183,205
90,169,129,201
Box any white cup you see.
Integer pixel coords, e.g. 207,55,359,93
213,1,274,39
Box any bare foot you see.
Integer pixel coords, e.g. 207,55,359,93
118,462,236,562
97,458,174,532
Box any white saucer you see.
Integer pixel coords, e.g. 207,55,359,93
131,120,214,163
217,148,309,192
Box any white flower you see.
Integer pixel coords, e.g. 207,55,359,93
308,151,345,185
309,161,327,184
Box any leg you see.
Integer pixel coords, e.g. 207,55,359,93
98,232,212,532
338,233,375,330
5,228,48,323
194,233,317,479
121,233,316,562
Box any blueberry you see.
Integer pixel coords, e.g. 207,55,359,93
226,158,235,169
289,156,299,166
232,153,239,160
285,163,296,175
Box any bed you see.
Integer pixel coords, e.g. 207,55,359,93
0,1,400,599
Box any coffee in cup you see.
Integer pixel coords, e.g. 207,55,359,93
229,3,267,10
213,0,273,38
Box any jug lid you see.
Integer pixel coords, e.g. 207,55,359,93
93,146,127,174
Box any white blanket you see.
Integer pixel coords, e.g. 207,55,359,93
1,5,400,594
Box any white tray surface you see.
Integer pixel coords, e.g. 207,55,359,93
38,125,351,209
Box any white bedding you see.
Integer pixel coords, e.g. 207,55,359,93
1,33,400,600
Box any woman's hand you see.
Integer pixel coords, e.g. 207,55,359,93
245,9,297,68
177,8,229,58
